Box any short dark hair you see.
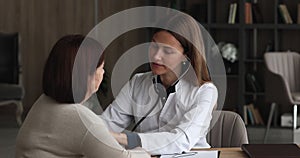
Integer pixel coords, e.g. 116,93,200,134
43,35,104,103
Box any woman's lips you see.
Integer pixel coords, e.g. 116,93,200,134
151,62,165,68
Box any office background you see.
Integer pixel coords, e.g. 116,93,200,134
0,0,299,157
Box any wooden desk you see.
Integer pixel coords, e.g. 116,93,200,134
193,148,247,158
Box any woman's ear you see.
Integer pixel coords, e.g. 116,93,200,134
94,68,103,92
181,54,189,64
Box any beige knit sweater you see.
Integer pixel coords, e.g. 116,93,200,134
15,94,149,158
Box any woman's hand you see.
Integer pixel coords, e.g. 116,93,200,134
110,131,128,146
111,133,153,157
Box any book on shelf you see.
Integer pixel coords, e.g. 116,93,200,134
278,4,289,24
278,4,293,24
244,105,253,125
252,0,263,23
244,104,264,125
228,4,233,23
282,4,293,24
298,4,300,24
254,108,265,125
228,3,237,24
245,2,252,24
248,104,260,125
248,107,255,125
250,104,265,125
243,105,248,125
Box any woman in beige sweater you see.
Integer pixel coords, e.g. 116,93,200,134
15,35,150,158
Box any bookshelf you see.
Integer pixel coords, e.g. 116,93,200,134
153,0,300,124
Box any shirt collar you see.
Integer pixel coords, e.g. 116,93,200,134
156,75,177,96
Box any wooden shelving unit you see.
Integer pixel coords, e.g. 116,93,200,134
153,0,300,122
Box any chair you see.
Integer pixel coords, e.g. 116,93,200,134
206,110,249,147
263,52,300,143
0,32,24,126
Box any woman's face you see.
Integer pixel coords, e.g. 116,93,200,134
149,31,185,76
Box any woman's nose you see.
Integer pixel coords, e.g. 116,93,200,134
152,48,164,60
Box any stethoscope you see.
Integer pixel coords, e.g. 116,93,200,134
131,57,191,132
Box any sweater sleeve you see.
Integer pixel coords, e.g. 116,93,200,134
76,104,149,158
80,123,150,158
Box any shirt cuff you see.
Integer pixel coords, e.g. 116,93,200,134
124,130,142,149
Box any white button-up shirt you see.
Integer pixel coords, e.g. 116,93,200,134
101,72,218,155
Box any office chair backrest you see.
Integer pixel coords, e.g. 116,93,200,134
264,52,300,93
0,33,19,84
207,110,248,147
